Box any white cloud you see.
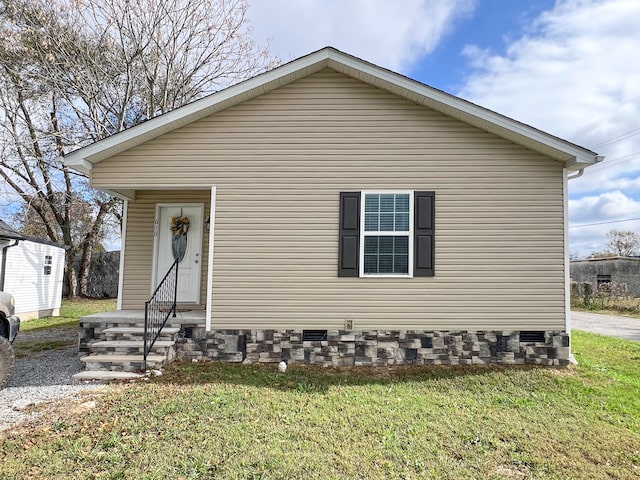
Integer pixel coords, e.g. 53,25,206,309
456,0,640,254
569,144,640,195
246,0,476,71
460,0,640,198
572,164,640,197
569,191,640,224
601,174,640,193
569,191,640,257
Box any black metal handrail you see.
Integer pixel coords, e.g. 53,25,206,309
143,259,179,370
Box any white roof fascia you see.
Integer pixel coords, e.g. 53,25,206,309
63,47,599,175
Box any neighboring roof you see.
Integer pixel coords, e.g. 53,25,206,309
0,219,67,249
0,220,24,241
571,256,640,263
63,46,602,178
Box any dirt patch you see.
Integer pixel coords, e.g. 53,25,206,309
494,464,531,479
1,390,105,439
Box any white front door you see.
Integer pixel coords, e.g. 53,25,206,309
154,204,203,303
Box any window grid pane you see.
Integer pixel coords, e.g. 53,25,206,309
363,236,409,274
364,213,378,231
364,194,410,233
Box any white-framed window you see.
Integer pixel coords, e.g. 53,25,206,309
44,255,52,276
359,191,414,277
339,190,433,278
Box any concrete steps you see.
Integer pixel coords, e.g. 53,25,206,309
74,310,206,382
73,371,145,381
78,310,204,356
90,340,176,354
79,353,167,372
104,327,180,341
73,312,203,381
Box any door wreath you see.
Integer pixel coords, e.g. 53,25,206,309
171,216,190,235
171,215,189,262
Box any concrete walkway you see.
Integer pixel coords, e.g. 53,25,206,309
571,310,640,341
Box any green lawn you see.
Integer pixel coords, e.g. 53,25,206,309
1,328,639,479
14,298,117,357
19,298,117,331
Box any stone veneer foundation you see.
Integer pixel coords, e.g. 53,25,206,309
176,328,571,367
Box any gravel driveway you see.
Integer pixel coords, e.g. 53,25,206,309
571,310,640,341
0,327,103,432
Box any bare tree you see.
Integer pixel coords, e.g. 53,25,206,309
0,0,277,296
11,191,121,295
606,230,640,257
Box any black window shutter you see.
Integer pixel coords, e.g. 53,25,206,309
414,191,435,277
338,192,360,277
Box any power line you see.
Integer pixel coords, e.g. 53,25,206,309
589,127,640,149
598,151,640,163
569,216,640,228
580,151,640,174
581,127,640,174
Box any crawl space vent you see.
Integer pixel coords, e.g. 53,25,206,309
519,331,545,343
303,330,327,341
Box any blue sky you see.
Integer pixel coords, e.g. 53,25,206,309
408,0,556,92
247,0,640,257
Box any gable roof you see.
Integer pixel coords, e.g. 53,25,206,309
63,47,601,177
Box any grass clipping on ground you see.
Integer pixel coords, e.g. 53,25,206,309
1,330,639,479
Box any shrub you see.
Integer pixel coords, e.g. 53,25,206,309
571,281,640,314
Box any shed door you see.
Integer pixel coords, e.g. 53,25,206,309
153,204,203,303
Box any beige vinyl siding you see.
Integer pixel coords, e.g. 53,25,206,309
102,69,566,330
122,191,210,308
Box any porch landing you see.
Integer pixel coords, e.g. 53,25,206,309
78,309,206,324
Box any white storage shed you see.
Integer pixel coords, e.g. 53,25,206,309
0,220,65,320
